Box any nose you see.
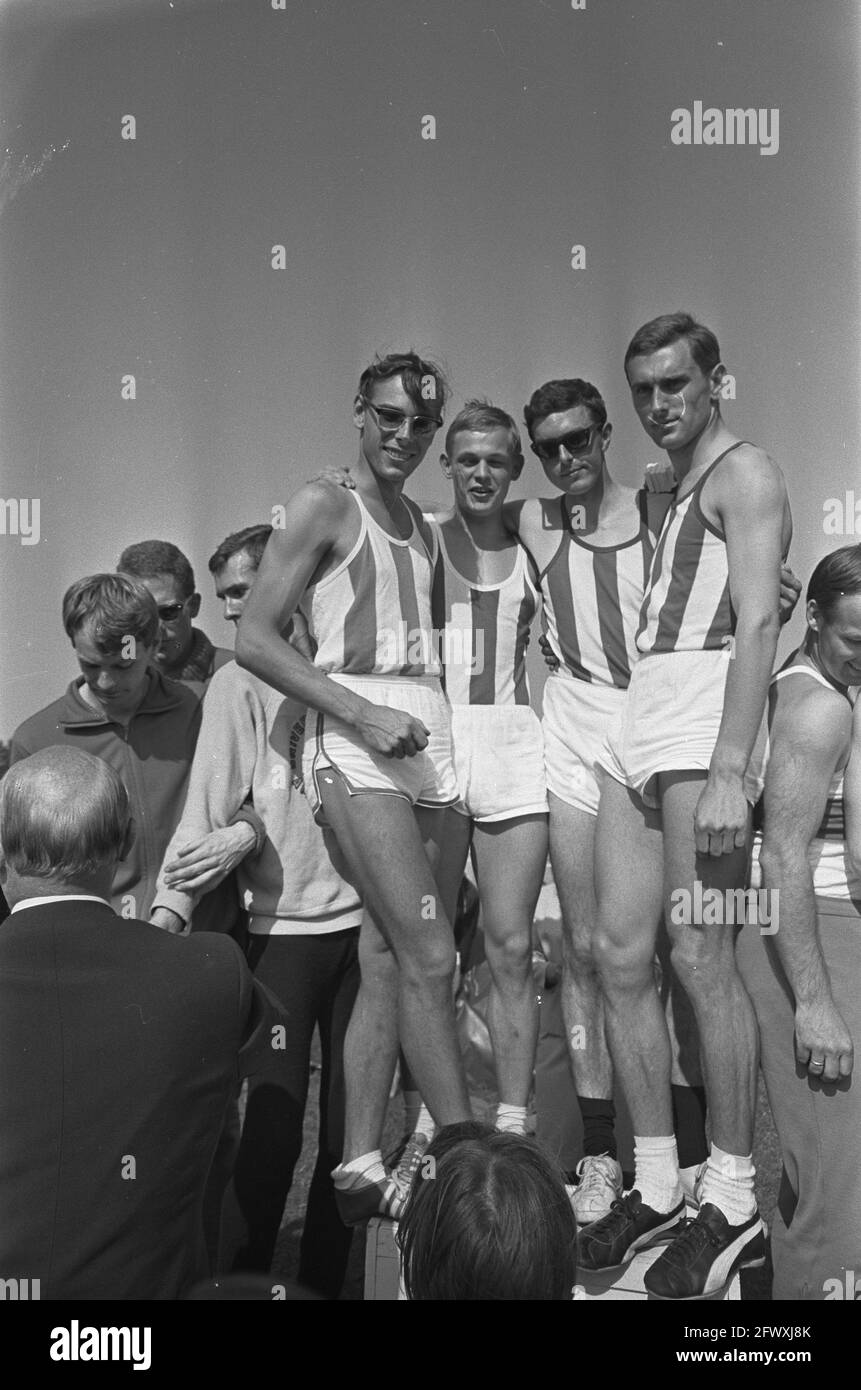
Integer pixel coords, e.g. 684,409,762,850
225,599,242,620
394,416,418,441
96,672,116,692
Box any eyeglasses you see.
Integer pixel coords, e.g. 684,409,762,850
361,397,442,439
531,424,601,463
156,600,189,622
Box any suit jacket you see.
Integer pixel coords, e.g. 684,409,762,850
0,899,282,1300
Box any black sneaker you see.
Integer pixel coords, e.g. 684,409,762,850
578,1190,685,1271
644,1202,766,1299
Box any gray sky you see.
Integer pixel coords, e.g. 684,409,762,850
1,0,859,732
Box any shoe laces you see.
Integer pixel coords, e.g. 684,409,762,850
662,1214,721,1266
395,1134,429,1189
576,1155,617,1198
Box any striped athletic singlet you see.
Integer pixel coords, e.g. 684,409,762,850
763,666,858,900
306,489,441,677
636,442,745,656
540,491,654,688
429,519,539,706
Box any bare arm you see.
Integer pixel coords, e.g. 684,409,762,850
759,686,854,1081
695,453,788,855
236,484,429,758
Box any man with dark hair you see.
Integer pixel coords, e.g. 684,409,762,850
237,350,473,1223
580,312,793,1299
118,538,231,688
0,746,283,1300
208,524,273,623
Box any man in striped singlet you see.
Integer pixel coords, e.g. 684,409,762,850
737,545,860,1300
236,353,472,1225
581,312,793,1299
428,400,548,1138
509,378,708,1226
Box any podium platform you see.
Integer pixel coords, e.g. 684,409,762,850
364,1216,741,1301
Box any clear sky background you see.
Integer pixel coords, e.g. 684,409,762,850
1,0,858,733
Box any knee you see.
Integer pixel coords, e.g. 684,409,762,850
562,927,599,977
592,922,654,994
485,928,532,984
399,931,457,991
669,931,732,996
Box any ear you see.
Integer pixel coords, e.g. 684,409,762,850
511,455,524,481
709,363,726,400
440,452,453,480
189,592,202,619
805,598,821,634
352,393,366,431
600,421,613,448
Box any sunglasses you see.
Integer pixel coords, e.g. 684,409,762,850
156,601,189,622
361,397,442,439
531,424,600,463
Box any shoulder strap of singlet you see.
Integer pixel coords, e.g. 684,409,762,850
678,440,750,504
771,664,849,698
401,493,435,562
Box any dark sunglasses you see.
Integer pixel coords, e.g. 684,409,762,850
361,397,442,438
156,601,188,622
531,424,600,463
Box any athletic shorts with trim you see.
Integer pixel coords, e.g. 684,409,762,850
302,672,458,824
450,703,547,824
542,674,627,816
597,648,766,811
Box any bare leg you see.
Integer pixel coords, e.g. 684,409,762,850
660,772,757,1155
472,813,546,1107
593,776,669,1135
548,793,613,1101
320,778,471,1162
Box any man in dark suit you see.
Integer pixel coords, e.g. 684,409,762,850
0,745,283,1301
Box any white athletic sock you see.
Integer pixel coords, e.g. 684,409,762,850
633,1135,683,1214
699,1145,757,1224
403,1092,435,1140
332,1150,387,1188
496,1103,529,1135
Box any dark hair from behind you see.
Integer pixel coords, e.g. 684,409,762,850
397,1122,578,1301
444,398,523,462
208,523,273,575
358,351,449,417
523,378,608,439
117,539,196,599
623,311,722,378
807,543,861,622
62,573,160,651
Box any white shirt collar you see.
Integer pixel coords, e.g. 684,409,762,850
10,894,113,914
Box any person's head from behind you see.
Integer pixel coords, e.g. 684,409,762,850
208,524,273,625
523,378,611,499
397,1122,578,1300
804,544,861,690
0,747,132,905
623,311,725,451
354,351,448,484
63,573,160,722
441,400,523,519
117,539,199,671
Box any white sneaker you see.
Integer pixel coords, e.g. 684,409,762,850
390,1131,433,1193
568,1153,624,1226
679,1160,707,1212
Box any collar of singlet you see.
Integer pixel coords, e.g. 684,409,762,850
671,440,750,508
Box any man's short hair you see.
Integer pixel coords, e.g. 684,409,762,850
0,747,129,883
62,573,160,651
443,399,523,463
398,1122,579,1301
807,543,861,622
358,351,449,416
624,311,722,378
208,524,273,576
523,379,608,439
118,540,196,599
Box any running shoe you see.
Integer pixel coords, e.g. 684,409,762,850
578,1190,686,1271
567,1154,624,1226
644,1203,766,1299
386,1130,432,1193
332,1169,410,1227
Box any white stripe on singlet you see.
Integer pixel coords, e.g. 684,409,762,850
429,520,539,706
306,489,440,677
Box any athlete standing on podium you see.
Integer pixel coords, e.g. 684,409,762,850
236,352,472,1225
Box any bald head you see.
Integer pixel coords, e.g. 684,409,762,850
0,748,130,901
